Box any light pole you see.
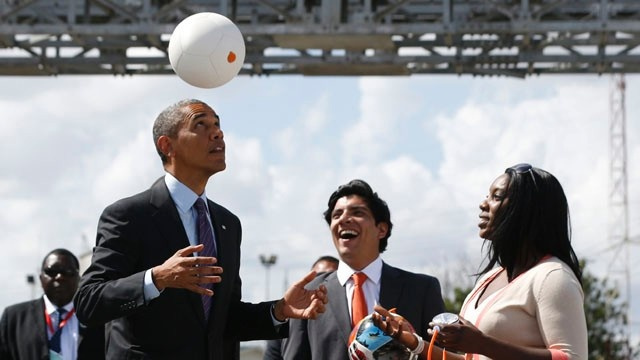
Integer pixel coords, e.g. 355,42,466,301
259,254,277,299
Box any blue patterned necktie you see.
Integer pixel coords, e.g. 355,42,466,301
48,308,66,353
193,198,217,319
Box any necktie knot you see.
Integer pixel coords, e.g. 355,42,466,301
55,308,67,328
352,272,367,286
194,198,208,215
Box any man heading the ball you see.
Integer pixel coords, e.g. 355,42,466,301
74,99,327,360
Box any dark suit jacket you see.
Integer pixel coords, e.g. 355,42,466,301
74,178,284,360
282,264,445,360
0,297,105,360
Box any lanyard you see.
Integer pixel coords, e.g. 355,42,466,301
44,308,75,335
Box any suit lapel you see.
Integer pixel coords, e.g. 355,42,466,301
379,263,404,310
33,299,50,357
206,200,232,333
149,178,207,325
149,178,191,252
207,200,226,261
326,273,352,345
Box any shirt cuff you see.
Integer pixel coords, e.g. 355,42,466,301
270,302,288,326
143,269,161,303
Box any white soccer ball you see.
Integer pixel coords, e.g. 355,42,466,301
168,12,246,88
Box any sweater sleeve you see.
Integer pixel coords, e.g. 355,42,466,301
534,267,588,360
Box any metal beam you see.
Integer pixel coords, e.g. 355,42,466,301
0,0,639,77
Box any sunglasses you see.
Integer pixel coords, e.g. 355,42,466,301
42,267,78,277
506,163,538,188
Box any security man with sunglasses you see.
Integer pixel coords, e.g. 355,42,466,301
0,248,104,360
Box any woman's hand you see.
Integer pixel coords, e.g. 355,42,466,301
429,316,485,354
430,316,554,360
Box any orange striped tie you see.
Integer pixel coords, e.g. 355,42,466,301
351,272,368,327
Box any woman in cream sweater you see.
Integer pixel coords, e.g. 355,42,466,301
370,164,587,360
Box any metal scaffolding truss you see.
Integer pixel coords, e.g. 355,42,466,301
1,0,640,77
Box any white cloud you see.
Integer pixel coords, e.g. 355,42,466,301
92,129,161,205
302,93,330,135
340,77,418,165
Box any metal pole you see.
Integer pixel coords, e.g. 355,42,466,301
259,254,277,299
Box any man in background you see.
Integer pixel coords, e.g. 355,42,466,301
0,248,104,360
263,255,339,360
309,256,340,275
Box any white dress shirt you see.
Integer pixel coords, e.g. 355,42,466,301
336,256,383,320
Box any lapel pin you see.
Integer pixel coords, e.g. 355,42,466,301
221,224,227,230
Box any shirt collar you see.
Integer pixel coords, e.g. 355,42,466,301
164,172,207,212
336,256,383,286
42,295,73,314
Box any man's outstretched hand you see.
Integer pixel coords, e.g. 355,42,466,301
273,270,328,321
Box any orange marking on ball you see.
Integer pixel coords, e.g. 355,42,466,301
227,51,236,63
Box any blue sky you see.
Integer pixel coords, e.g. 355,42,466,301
1,73,639,342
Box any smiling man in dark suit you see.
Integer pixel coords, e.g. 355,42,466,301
283,179,445,360
0,248,104,360
73,99,327,360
